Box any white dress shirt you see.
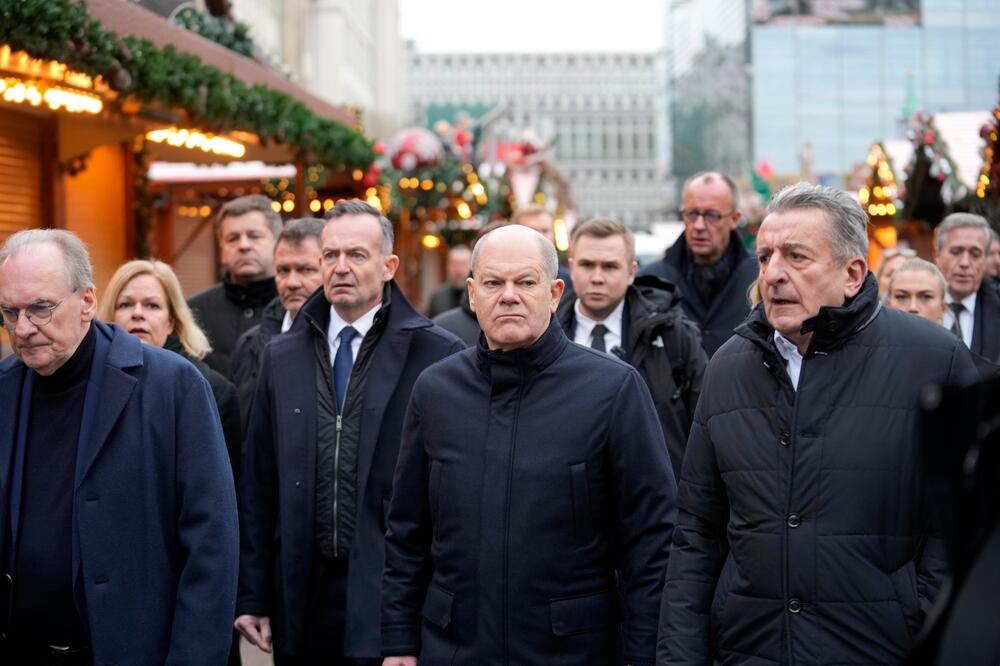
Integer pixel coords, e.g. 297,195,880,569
773,331,803,391
280,310,294,334
943,291,977,348
573,298,625,353
327,301,380,369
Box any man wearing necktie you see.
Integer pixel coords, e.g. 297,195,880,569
555,217,707,480
935,213,1000,362
236,201,464,664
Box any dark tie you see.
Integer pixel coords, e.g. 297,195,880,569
590,324,608,353
333,326,358,411
948,302,965,341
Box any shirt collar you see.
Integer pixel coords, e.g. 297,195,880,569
945,290,977,313
574,298,625,338
773,330,803,362
328,301,380,342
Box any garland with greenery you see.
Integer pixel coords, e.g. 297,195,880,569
173,7,254,58
0,0,374,170
132,136,153,258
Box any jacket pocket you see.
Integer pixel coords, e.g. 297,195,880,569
570,462,595,544
550,588,621,636
889,562,921,638
421,581,454,630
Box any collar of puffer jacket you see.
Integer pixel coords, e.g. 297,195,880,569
738,272,881,356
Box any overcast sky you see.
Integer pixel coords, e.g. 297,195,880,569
400,0,663,53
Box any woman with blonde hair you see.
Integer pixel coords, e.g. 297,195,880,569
100,260,241,479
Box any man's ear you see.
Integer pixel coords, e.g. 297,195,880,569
80,287,98,322
466,276,477,313
549,278,565,313
382,254,400,281
843,257,868,299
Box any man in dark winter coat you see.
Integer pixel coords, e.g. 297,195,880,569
557,216,707,478
658,183,979,665
425,245,471,318
236,201,463,664
382,224,676,666
188,194,282,377
0,230,238,665
638,172,756,357
231,218,325,426
934,212,1000,363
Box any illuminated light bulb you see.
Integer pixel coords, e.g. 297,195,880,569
282,200,295,213
877,204,887,216
421,179,434,191
323,199,334,211
471,183,485,197
366,194,382,210
886,203,896,215
421,234,441,249
868,204,878,215
271,201,282,213
859,188,870,203
199,205,211,217
352,169,363,181
309,199,322,213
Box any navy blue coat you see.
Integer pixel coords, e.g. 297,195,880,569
638,231,757,357
382,320,677,665
0,321,239,665
237,281,464,658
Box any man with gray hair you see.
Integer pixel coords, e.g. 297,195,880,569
236,200,463,664
382,224,676,665
189,194,283,378
0,229,238,664
934,212,1000,362
658,183,978,665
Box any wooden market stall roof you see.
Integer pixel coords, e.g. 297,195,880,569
83,0,356,127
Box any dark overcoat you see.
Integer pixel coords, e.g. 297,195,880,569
0,321,239,665
382,320,677,666
237,281,464,658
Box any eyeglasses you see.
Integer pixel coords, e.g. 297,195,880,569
679,208,735,225
1,298,70,328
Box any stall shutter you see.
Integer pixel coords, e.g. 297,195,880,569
0,108,43,244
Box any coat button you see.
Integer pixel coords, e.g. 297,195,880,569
295,481,301,488
788,598,802,613
3,572,11,584
787,513,801,528
293,408,301,414
243,308,255,319
779,431,791,447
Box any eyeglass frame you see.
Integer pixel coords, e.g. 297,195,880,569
678,208,737,225
1,291,78,328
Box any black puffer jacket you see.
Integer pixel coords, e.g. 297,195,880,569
657,274,979,666
431,290,480,347
557,276,708,478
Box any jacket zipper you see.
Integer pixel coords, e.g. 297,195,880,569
782,354,805,666
333,413,342,553
502,383,523,666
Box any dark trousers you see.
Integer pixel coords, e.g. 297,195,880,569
274,557,378,666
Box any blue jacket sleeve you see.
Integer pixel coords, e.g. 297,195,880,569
166,370,239,664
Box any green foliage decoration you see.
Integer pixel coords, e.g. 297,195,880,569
173,7,254,58
0,0,375,170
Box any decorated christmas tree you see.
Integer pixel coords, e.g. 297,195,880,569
859,143,901,264
974,79,1000,225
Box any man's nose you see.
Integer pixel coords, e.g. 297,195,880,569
238,234,254,249
286,271,303,288
12,311,37,336
763,256,785,283
499,282,519,302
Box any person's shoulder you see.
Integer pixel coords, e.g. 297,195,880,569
562,339,636,376
636,256,675,280
877,306,959,349
187,282,224,307
412,346,478,391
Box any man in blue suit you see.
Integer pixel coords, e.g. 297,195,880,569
0,229,238,664
235,200,463,664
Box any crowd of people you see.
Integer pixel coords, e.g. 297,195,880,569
0,173,997,665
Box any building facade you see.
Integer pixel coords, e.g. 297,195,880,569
407,50,674,228
663,0,1000,181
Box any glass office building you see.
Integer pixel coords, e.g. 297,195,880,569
751,0,1000,177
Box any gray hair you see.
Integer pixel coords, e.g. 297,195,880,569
683,171,740,211
0,229,95,291
766,182,869,264
471,226,558,281
889,257,947,295
935,212,991,254
325,199,394,256
277,217,325,250
217,194,283,238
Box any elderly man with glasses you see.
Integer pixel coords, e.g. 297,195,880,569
638,171,757,356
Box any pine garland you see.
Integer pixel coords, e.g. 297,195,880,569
0,0,374,170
